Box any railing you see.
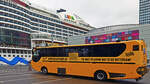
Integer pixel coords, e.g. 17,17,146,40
0,44,31,49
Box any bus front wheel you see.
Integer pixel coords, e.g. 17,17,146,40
94,71,107,81
41,67,48,74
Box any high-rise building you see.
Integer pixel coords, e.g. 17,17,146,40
139,0,150,24
0,0,94,65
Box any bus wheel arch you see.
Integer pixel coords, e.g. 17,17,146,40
41,66,48,74
94,70,108,80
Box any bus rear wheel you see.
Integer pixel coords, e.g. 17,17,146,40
41,67,48,74
94,71,107,81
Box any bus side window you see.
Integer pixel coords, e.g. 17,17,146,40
68,47,77,53
78,46,92,57
133,45,139,51
141,45,143,51
50,48,57,57
64,48,69,57
39,49,46,57
57,48,68,57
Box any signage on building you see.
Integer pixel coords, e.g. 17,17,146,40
85,30,139,44
64,15,75,21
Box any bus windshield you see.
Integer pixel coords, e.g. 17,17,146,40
33,50,40,57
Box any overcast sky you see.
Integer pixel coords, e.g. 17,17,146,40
28,0,139,28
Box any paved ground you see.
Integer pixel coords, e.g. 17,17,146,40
0,66,149,84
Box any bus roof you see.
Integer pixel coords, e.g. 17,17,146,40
35,40,143,49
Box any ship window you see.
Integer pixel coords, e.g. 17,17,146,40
21,50,23,54
3,49,6,53
25,51,27,54
7,49,11,53
12,50,15,53
16,50,20,53
8,55,11,57
28,51,31,54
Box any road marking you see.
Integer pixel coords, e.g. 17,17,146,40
0,71,34,76
32,78,72,84
2,77,34,82
0,72,25,76
0,81,4,83
2,76,55,83
0,73,32,79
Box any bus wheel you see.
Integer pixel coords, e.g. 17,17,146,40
94,71,107,81
41,67,48,74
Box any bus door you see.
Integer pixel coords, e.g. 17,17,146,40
32,49,41,62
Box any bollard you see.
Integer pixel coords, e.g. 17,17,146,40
28,61,32,71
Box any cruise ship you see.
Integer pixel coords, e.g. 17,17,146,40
0,0,94,65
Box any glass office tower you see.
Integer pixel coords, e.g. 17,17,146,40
139,0,150,24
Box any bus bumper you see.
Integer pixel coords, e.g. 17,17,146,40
136,77,142,82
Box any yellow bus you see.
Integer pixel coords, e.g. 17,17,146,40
31,40,148,81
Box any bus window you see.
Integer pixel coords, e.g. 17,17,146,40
33,50,40,57
32,49,41,62
39,49,46,57
57,48,68,57
78,46,92,57
46,48,57,57
133,45,139,51
69,47,78,53
92,44,126,57
141,45,143,51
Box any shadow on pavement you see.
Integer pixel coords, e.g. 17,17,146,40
33,72,142,84
102,79,141,84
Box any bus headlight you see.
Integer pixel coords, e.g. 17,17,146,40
136,67,148,76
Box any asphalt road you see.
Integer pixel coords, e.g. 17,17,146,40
0,66,149,84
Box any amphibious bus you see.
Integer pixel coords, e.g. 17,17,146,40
31,40,148,81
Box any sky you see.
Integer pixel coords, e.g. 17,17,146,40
28,0,139,28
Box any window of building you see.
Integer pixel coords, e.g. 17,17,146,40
12,50,15,53
3,49,6,53
8,55,11,57
7,49,11,53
